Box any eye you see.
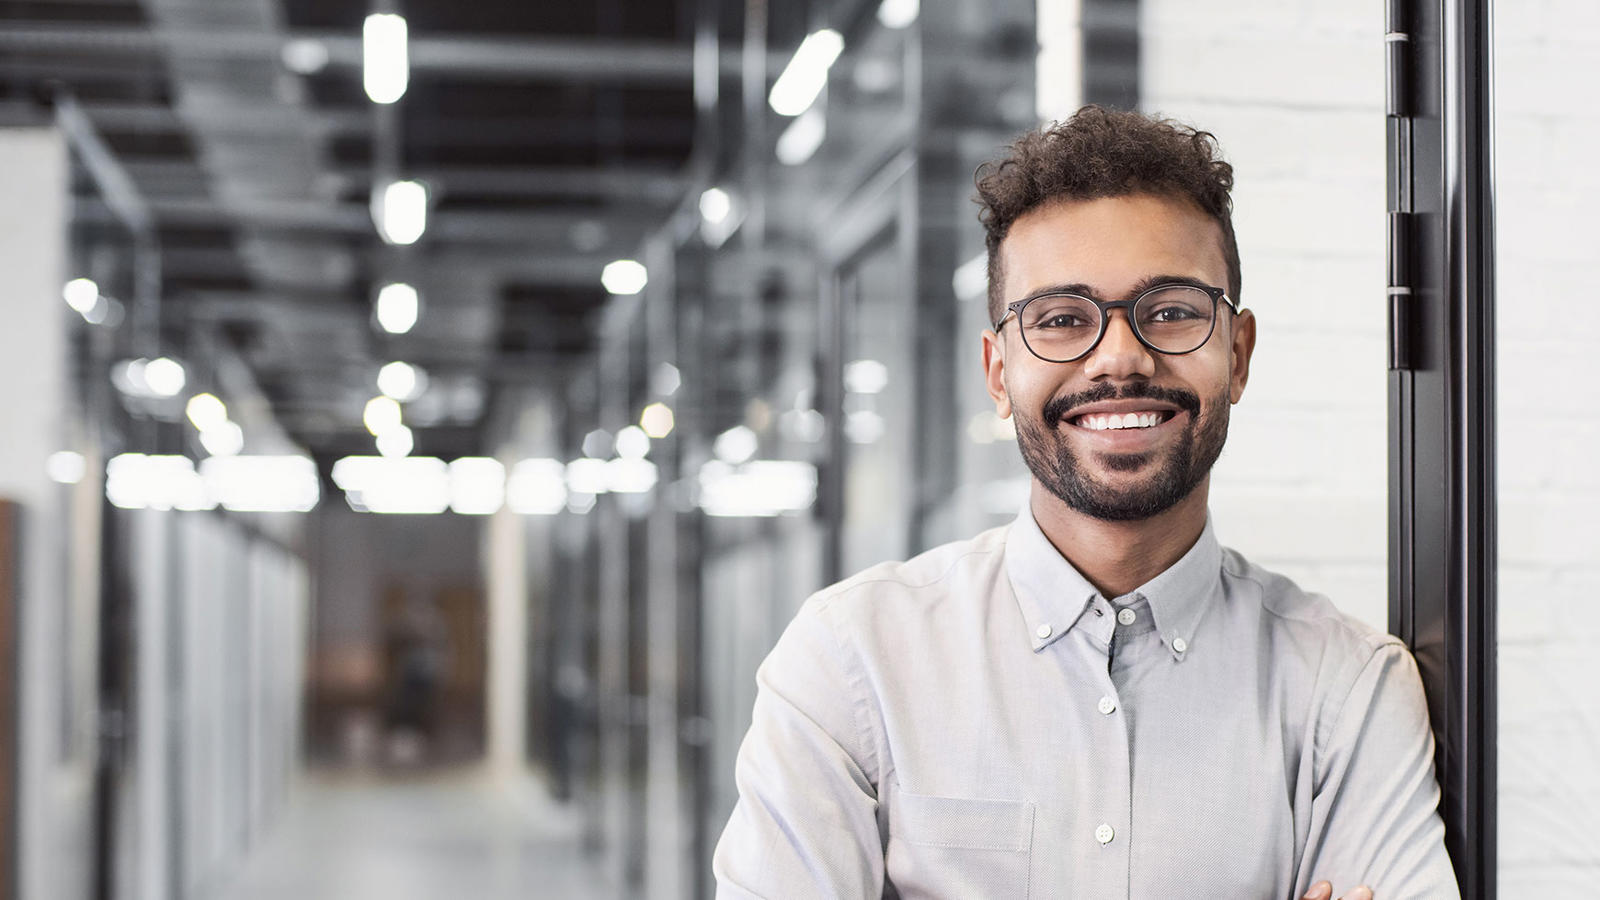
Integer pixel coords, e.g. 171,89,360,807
1145,305,1202,323
1023,296,1098,330
1039,312,1091,329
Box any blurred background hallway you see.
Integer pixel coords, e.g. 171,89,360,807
1,0,1597,896
215,768,614,900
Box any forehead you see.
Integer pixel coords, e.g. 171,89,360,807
999,193,1227,300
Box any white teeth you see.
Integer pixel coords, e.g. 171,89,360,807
1076,411,1167,431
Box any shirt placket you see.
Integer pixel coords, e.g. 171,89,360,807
1079,594,1133,896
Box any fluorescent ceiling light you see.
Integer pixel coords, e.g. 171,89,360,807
844,359,890,395
699,187,731,224
614,425,650,460
363,396,403,436
363,14,408,104
639,402,675,439
200,456,320,512
185,392,229,432
877,0,919,28
699,460,817,517
601,259,648,295
768,29,845,116
142,357,187,398
776,107,826,166
63,277,98,313
713,425,758,465
377,360,424,401
448,457,505,515
281,37,330,74
106,454,215,512
566,458,610,495
606,458,657,494
46,450,86,485
374,179,428,245
506,458,568,515
332,456,449,514
199,421,244,457
375,282,419,334
376,425,414,458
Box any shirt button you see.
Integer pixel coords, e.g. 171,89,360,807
1036,623,1053,639
1172,637,1188,653
1116,608,1136,626
1096,696,1116,715
1095,823,1115,844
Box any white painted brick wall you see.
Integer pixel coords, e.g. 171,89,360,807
1496,0,1600,891
1145,0,1600,891
1142,0,1391,633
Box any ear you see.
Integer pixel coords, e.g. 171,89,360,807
982,328,1012,418
1227,307,1256,404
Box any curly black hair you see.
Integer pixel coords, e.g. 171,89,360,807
974,105,1240,323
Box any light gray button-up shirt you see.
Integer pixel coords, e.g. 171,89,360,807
713,508,1458,899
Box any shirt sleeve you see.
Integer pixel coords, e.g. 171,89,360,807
1296,641,1461,899
712,596,886,899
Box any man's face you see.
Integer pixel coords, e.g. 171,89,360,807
981,193,1256,522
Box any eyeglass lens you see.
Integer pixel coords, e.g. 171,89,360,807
1017,286,1216,361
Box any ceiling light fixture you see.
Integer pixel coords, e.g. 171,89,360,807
362,13,409,104
46,450,86,485
281,37,331,75
373,179,428,245
699,187,731,225
375,282,420,334
363,395,403,436
639,402,675,439
63,277,98,314
376,424,414,458
768,29,844,116
776,107,826,166
199,421,245,457
185,392,229,432
601,259,648,296
877,0,920,29
142,357,187,398
614,425,651,460
377,360,423,401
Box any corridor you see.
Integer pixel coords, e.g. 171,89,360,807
216,770,617,900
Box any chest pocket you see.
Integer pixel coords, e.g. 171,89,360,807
885,791,1035,900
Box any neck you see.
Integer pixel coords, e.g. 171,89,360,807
1028,477,1210,599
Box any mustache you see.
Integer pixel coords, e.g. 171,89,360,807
1042,382,1202,425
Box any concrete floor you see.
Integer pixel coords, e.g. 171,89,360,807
216,767,619,900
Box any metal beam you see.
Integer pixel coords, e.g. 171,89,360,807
0,23,787,84
75,196,662,246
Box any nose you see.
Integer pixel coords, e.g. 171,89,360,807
1081,309,1157,380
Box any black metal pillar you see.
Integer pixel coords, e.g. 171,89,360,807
1385,0,1495,895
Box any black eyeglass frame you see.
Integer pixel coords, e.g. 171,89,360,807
992,283,1240,363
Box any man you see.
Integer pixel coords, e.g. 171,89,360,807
713,106,1457,899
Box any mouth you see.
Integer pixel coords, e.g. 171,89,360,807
1068,409,1178,431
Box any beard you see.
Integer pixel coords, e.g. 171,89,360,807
1014,380,1229,522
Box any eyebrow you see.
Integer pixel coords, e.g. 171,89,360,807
1013,273,1217,305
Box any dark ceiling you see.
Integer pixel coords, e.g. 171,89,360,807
2,0,716,461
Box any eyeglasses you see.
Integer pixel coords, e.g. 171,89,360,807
993,283,1239,363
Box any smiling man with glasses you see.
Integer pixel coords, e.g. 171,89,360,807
714,106,1458,900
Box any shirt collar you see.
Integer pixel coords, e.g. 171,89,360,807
1004,500,1223,660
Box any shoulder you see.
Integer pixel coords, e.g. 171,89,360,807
1220,545,1400,659
1217,546,1414,728
805,525,1010,625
